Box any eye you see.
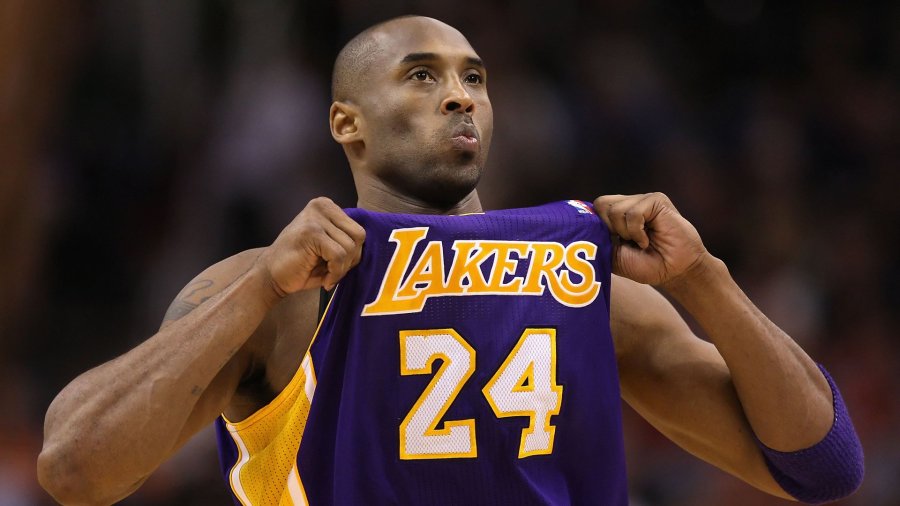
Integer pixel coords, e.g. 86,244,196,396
464,73,483,85
410,69,435,82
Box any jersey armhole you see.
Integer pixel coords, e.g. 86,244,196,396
222,285,340,430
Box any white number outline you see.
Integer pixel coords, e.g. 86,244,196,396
399,329,477,460
482,328,563,458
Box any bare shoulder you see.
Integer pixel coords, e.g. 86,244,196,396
161,248,266,329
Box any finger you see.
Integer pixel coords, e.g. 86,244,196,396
335,221,365,268
315,198,367,247
314,203,366,272
335,212,366,247
324,223,361,273
652,192,677,214
312,236,350,290
593,194,626,230
304,198,366,279
324,252,354,290
633,192,677,234
624,196,651,249
605,198,641,243
616,193,670,250
322,268,342,292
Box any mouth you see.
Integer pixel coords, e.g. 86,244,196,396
450,123,479,153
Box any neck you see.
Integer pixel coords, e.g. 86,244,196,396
354,173,483,215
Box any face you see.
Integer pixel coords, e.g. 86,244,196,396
355,18,494,208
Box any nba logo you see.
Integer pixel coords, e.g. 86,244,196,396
566,200,593,214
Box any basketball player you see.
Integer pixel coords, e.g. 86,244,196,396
38,16,863,505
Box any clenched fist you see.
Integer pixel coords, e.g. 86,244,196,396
594,193,711,287
258,197,366,296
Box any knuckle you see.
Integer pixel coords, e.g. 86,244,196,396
308,196,333,210
330,243,346,258
324,241,342,256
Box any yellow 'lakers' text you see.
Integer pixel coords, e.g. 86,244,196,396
362,227,601,316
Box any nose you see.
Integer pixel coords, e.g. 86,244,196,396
440,78,475,115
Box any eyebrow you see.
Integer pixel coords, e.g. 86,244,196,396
400,52,485,69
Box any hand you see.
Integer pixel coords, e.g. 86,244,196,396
594,193,709,286
259,197,366,296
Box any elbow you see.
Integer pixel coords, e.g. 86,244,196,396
37,442,135,506
37,443,83,504
759,435,864,504
37,443,98,505
758,365,865,504
765,455,864,505
821,462,864,503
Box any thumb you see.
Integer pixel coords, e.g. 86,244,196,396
610,235,659,283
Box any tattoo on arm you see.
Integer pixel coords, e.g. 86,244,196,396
163,299,201,323
163,279,215,324
182,279,214,299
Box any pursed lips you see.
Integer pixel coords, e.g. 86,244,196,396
450,123,479,152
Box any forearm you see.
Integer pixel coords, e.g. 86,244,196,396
38,263,280,504
661,254,833,451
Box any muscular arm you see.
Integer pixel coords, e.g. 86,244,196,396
598,193,841,501
37,197,365,505
613,275,801,499
661,257,833,452
37,250,278,505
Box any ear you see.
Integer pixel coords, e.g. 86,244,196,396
330,101,363,145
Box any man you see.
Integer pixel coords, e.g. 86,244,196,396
38,15,862,505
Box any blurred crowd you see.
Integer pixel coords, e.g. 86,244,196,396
1,0,898,504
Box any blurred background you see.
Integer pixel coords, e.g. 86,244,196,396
2,0,898,504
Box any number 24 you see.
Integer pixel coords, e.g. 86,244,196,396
399,328,563,460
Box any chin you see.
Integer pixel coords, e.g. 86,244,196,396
377,152,484,208
416,166,482,210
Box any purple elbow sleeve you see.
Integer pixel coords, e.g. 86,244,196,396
758,365,864,504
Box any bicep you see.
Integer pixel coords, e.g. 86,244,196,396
610,276,792,500
160,248,265,330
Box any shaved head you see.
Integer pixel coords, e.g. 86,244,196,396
331,17,413,102
331,16,468,103
331,18,392,102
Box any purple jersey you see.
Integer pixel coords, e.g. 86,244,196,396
215,201,627,505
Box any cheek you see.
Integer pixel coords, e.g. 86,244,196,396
383,103,427,140
387,107,413,135
367,109,429,163
366,109,413,152
366,90,416,135
477,102,494,143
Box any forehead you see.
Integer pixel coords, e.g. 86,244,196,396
370,18,480,66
